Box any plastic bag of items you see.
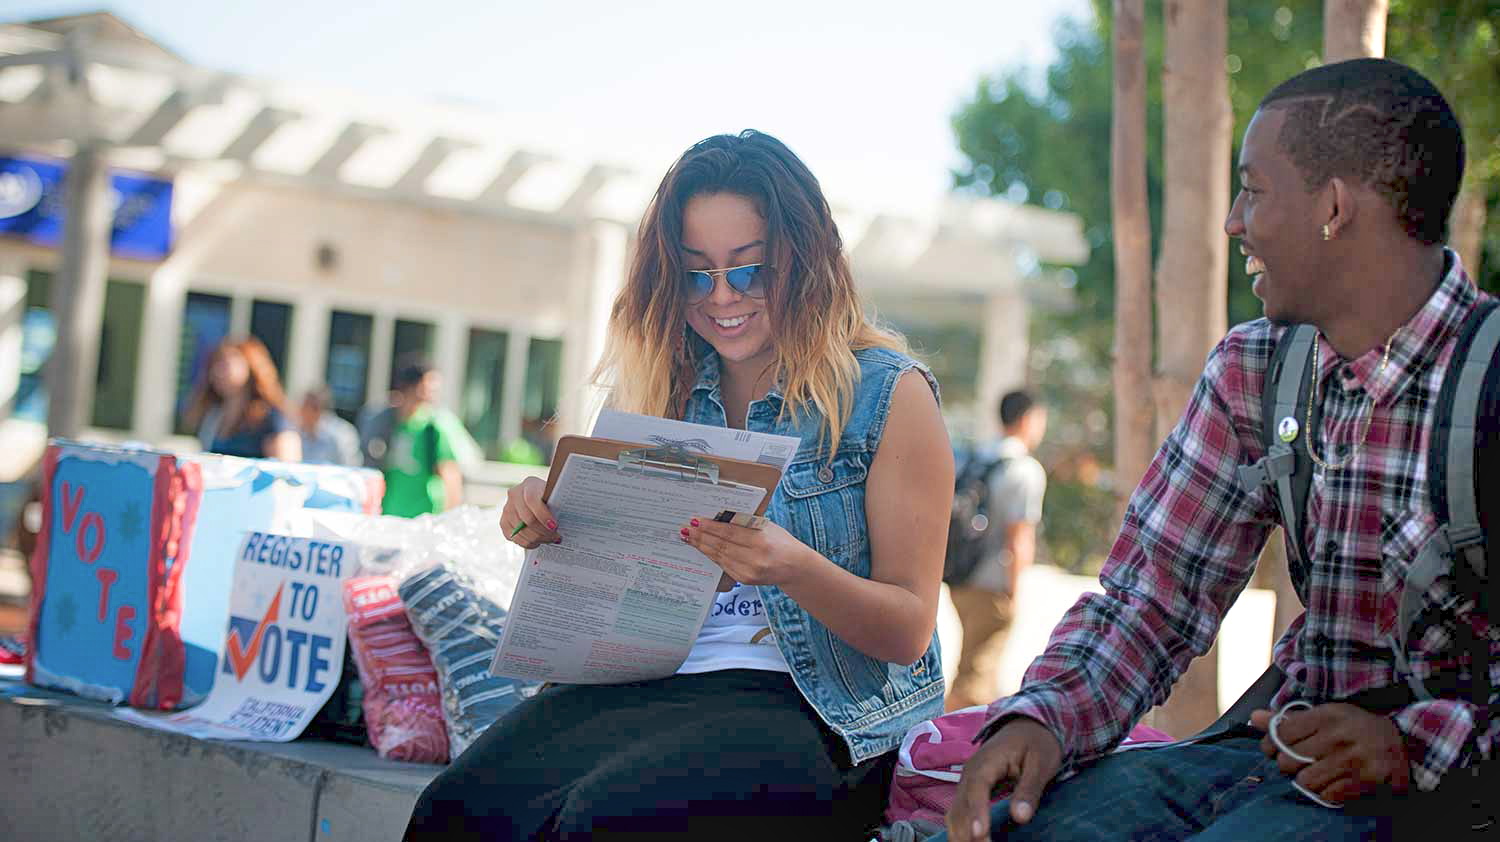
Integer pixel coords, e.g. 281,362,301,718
343,575,449,763
310,505,535,758
398,560,535,758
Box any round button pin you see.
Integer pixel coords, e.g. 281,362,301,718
817,466,835,483
1276,416,1300,443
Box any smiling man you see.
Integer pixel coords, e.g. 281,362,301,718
941,58,1496,841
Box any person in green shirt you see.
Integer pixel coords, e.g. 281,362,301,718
380,356,464,518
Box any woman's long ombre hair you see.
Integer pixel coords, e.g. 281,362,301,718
597,130,905,450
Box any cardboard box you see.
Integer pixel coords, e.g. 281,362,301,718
26,441,382,709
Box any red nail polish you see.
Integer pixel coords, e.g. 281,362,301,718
690,518,700,527
547,520,557,531
680,528,690,537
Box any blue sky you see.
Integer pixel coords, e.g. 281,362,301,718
5,1,1093,209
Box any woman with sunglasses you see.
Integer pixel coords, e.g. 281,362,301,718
406,130,954,841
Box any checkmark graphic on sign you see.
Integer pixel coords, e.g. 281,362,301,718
225,584,284,681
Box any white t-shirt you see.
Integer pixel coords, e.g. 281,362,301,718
677,582,790,674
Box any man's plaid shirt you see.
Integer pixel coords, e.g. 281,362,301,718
987,253,1495,791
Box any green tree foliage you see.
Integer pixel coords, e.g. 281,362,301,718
1387,1,1500,275
953,1,1499,571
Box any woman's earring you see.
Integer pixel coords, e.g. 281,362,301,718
1321,224,1332,241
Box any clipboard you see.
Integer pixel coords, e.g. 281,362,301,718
490,433,789,684
543,436,783,518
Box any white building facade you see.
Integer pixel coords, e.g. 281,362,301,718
0,13,1087,486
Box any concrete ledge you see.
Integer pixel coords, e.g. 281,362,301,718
0,677,441,842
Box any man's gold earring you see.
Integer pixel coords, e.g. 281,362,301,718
1321,224,1332,241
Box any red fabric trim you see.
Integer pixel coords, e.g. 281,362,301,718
23,445,61,686
128,455,174,709
363,472,385,515
160,460,203,708
128,456,203,710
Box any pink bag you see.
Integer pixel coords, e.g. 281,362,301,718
887,706,1173,826
344,576,449,763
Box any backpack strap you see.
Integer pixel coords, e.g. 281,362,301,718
424,417,441,478
1399,301,1500,712
1431,300,1500,582
1236,325,1319,566
1430,299,1500,832
1208,327,1319,742
1188,662,1286,741
952,447,1011,506
977,453,1011,488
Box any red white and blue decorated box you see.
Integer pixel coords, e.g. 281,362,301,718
25,441,382,709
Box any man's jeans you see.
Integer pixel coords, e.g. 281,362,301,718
938,730,1395,841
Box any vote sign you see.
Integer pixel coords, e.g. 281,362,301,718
208,532,355,739
28,447,203,708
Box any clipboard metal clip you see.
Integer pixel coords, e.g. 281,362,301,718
617,445,721,485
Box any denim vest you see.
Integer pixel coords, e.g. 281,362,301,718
681,345,945,764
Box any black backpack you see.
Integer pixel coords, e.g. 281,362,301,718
1215,300,1500,829
943,448,1012,587
362,407,441,477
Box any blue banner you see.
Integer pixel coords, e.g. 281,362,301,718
0,154,173,260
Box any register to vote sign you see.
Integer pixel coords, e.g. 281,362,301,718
116,532,356,741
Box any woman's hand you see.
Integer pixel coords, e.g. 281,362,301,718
681,518,816,589
499,477,561,549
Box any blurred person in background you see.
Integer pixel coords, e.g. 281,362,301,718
298,385,360,466
379,355,463,517
945,389,1047,712
183,337,300,461
358,389,401,469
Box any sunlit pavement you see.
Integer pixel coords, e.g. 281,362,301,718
938,564,1276,726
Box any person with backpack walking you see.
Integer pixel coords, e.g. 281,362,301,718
943,59,1498,842
379,355,464,517
945,390,1048,712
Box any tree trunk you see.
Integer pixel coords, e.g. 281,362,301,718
1149,0,1232,738
1111,0,1154,530
1451,178,1488,280
1323,0,1388,63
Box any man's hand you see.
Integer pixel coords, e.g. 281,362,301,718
946,717,1063,842
1249,703,1410,805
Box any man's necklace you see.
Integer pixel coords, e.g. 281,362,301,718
1305,331,1395,471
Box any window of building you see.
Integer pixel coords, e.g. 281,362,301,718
521,337,564,460
250,299,294,386
174,291,233,435
16,270,146,430
90,279,146,430
389,319,435,389
15,269,54,422
462,328,508,461
326,310,373,423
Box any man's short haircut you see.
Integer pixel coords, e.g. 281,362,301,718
1259,57,1464,246
303,384,333,411
999,390,1038,428
393,354,436,392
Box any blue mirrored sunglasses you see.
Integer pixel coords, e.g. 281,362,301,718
681,263,768,303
